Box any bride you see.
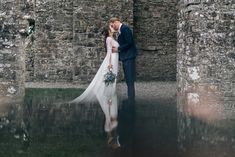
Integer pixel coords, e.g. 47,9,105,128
70,24,119,135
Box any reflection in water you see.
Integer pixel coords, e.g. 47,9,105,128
178,86,235,157
1,88,111,157
180,87,223,123
0,88,235,157
0,88,178,157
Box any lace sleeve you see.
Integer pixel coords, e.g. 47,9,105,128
106,37,112,55
106,37,112,65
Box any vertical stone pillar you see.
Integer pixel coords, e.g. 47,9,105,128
0,0,27,132
0,0,26,104
177,0,235,156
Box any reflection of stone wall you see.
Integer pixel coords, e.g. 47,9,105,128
134,0,178,81
23,88,104,137
177,0,235,156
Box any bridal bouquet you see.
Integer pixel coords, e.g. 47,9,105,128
104,69,116,86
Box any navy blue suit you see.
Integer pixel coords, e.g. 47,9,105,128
118,24,137,61
118,24,137,107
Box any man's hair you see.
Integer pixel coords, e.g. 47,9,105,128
109,17,121,23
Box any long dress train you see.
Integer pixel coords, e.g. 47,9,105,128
71,37,119,132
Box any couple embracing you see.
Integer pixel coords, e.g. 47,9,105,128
71,17,137,148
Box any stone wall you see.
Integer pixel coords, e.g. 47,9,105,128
134,0,178,81
24,0,177,83
1,1,179,84
0,0,27,101
0,0,31,138
29,0,74,82
26,0,133,83
72,0,133,83
177,0,235,156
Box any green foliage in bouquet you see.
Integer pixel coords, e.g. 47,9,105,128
103,70,116,86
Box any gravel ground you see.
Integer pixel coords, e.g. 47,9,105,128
117,81,177,101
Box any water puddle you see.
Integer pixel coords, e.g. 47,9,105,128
0,88,234,157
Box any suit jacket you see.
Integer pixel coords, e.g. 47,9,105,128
118,24,137,61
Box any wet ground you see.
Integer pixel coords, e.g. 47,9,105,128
0,82,235,157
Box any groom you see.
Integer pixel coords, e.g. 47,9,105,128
109,17,137,148
109,17,137,110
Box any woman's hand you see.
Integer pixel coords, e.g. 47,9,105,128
109,24,115,33
108,64,113,71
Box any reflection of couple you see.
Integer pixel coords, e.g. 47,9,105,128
71,17,137,147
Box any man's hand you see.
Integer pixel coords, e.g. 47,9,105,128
112,47,118,53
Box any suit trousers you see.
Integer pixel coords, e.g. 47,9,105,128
122,59,136,106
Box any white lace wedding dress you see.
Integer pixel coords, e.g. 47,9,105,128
71,37,119,132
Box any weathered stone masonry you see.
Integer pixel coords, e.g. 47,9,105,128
0,0,34,133
177,0,235,155
26,0,135,83
1,1,235,155
1,0,181,84
24,0,177,83
0,0,28,100
134,0,178,81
